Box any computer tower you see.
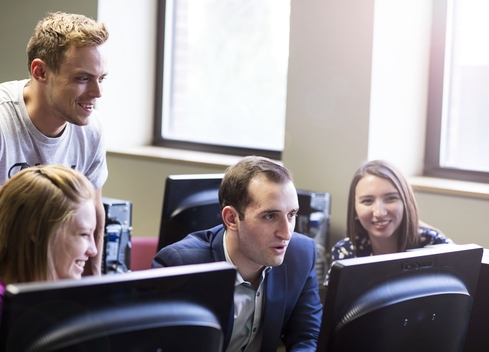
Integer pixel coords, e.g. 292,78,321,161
295,190,331,285
102,197,132,274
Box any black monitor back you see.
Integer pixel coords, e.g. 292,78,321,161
463,248,489,351
318,243,483,352
157,174,224,251
0,262,236,352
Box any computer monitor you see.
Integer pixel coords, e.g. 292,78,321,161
463,248,489,351
157,174,224,251
317,243,483,352
0,262,236,352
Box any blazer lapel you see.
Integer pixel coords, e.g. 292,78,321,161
261,263,288,352
209,226,234,350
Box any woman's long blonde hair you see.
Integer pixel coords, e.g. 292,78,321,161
0,165,95,284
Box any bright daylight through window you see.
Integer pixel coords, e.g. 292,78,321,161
434,0,489,176
155,0,291,157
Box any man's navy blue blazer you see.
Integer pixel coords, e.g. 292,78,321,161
152,224,323,352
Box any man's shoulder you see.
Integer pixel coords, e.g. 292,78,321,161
0,80,24,104
155,225,224,266
0,79,24,90
172,224,223,243
290,232,316,246
168,228,217,249
285,233,316,259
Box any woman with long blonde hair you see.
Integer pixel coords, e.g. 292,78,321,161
0,165,97,286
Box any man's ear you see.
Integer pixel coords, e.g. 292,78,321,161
30,59,48,82
222,206,239,231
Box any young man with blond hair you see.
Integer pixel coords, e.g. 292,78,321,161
0,12,109,275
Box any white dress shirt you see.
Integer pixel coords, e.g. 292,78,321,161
223,231,271,352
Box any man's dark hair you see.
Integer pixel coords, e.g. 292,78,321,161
219,155,294,219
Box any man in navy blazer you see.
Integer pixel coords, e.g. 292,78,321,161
152,156,322,352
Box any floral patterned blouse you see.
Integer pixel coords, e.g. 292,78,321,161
324,227,453,285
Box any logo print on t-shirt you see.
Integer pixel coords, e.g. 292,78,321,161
7,162,30,178
7,163,78,178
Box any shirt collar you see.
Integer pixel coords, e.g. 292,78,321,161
223,230,271,286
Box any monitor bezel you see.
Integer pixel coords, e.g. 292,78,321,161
0,262,236,352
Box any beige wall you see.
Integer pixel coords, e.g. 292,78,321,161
415,191,489,245
0,0,98,82
283,1,374,247
2,0,488,250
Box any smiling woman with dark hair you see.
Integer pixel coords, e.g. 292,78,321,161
325,160,452,285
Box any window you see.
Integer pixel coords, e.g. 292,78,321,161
425,0,489,183
154,0,291,159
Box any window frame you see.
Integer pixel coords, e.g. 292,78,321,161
424,0,489,183
153,0,282,160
